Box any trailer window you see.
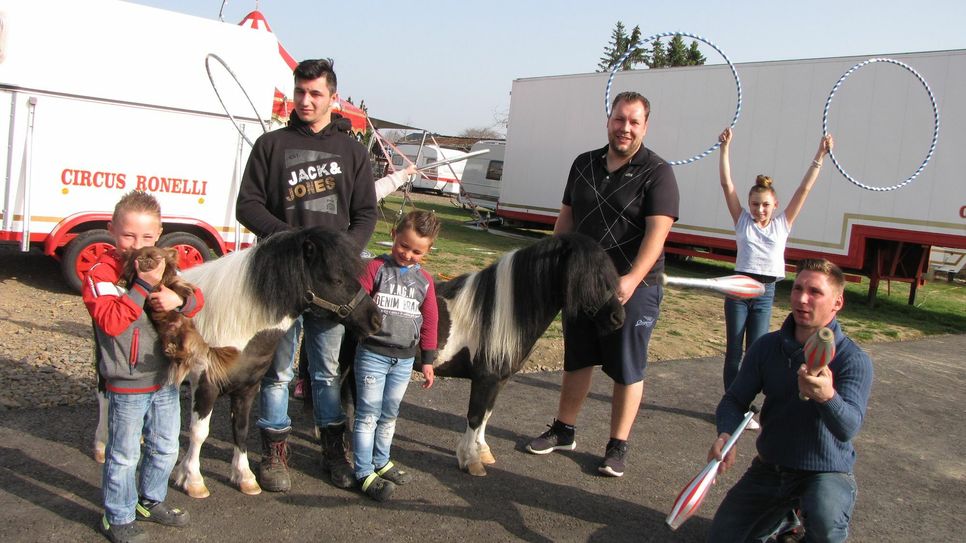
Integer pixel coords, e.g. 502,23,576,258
486,160,504,181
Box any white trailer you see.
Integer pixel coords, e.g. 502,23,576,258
0,0,280,290
458,140,505,211
391,143,468,196
498,49,966,302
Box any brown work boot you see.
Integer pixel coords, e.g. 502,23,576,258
258,427,291,492
319,423,354,489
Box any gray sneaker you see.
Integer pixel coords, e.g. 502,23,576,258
135,500,189,527
526,420,576,455
598,440,628,477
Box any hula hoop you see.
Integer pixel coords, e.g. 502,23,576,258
604,31,741,166
205,53,269,147
822,58,939,192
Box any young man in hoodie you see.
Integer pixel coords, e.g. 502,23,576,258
236,58,377,492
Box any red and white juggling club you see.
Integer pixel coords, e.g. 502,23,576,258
800,327,836,400
661,274,765,299
666,405,760,531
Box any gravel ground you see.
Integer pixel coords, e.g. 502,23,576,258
0,249,96,409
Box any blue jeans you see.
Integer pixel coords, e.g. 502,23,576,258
708,458,857,543
723,282,776,390
102,385,181,525
352,347,414,480
257,313,346,431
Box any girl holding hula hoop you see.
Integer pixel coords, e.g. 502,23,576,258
717,128,834,406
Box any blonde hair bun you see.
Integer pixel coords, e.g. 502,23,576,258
755,175,773,188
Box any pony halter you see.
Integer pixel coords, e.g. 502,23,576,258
305,288,369,320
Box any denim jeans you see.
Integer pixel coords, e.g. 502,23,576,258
723,282,776,390
352,347,414,480
708,458,857,543
257,313,347,431
305,314,347,428
256,316,300,431
102,385,181,525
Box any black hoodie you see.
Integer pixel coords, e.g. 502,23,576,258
236,111,377,250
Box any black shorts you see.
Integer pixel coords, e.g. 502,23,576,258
563,283,663,385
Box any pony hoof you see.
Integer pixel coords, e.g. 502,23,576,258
185,482,210,499
239,479,262,496
93,448,106,464
478,446,496,465
464,462,487,477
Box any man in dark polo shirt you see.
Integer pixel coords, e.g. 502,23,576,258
526,91,680,477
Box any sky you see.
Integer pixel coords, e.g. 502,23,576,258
126,0,965,136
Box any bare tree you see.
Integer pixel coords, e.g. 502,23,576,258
458,126,503,139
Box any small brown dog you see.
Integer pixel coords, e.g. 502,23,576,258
120,246,235,385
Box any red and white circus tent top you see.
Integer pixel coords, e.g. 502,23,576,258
238,10,368,134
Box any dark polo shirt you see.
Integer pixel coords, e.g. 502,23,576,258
561,144,679,283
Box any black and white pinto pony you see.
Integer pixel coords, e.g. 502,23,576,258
432,232,625,476
93,227,381,498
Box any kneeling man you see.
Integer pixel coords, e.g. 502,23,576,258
707,258,873,543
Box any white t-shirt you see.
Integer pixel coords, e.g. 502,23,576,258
734,210,790,279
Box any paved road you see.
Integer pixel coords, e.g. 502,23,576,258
1,335,963,542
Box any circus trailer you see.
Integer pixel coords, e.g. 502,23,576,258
458,140,505,211
497,49,966,303
392,143,469,196
0,0,287,291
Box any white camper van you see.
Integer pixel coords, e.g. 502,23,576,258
498,50,966,302
459,141,505,211
391,144,468,196
0,0,282,291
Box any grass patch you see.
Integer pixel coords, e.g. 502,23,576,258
366,196,534,278
366,199,965,350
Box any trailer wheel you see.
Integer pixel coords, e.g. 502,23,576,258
158,232,213,270
62,229,115,293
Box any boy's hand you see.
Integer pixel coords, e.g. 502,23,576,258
420,364,435,388
135,257,165,288
148,284,183,312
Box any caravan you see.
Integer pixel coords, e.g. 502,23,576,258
391,144,468,196
0,0,332,291
459,141,505,211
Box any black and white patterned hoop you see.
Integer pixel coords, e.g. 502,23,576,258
822,58,940,192
604,31,741,166
205,53,269,147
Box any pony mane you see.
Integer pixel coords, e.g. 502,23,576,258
440,233,618,376
558,233,620,318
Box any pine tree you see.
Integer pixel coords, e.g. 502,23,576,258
686,41,707,66
667,35,689,67
597,21,647,72
597,21,628,72
649,37,668,68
